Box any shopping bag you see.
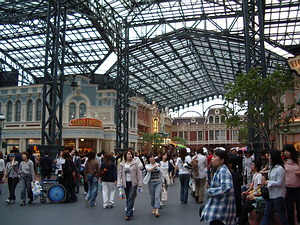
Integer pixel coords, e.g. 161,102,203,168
161,187,168,201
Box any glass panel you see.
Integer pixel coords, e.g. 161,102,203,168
15,100,21,121
69,103,76,120
209,130,214,140
198,131,203,141
27,100,33,121
36,99,42,121
79,103,86,118
7,101,12,122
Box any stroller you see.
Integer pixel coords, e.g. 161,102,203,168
32,179,66,203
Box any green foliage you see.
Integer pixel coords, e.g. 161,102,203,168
224,66,298,148
171,136,187,146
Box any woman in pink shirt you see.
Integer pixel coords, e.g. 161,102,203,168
283,144,300,225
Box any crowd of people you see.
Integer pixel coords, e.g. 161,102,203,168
0,144,299,225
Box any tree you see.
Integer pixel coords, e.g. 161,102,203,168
224,66,298,149
171,136,187,146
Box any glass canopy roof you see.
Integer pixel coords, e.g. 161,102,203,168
0,0,299,110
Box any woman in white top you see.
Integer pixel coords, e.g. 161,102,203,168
175,148,191,204
260,149,289,225
145,153,164,217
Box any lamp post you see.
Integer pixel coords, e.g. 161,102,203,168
139,136,143,154
0,113,6,152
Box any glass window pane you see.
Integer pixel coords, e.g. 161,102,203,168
69,103,76,120
36,99,42,121
79,103,86,118
7,101,12,122
27,100,33,121
15,100,21,121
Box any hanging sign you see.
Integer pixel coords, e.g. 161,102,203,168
288,55,300,75
70,118,102,127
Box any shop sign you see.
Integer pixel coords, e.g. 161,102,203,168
288,55,300,75
70,118,102,127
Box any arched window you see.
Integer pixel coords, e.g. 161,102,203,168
221,115,226,123
7,101,12,122
69,103,76,121
15,100,21,121
27,100,33,121
36,99,42,121
209,116,214,123
79,103,86,118
215,116,219,123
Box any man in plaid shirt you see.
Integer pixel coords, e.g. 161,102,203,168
200,149,236,225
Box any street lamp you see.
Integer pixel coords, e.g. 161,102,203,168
0,113,6,151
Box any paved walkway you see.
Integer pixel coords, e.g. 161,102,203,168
0,178,204,225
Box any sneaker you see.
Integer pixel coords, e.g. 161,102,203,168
20,201,26,206
5,199,11,204
83,192,87,195
85,198,90,206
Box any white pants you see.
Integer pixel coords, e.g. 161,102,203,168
102,181,116,207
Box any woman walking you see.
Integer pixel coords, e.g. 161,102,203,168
175,148,191,204
260,149,290,225
117,149,142,221
144,153,164,217
3,153,19,204
159,153,174,205
200,149,236,225
19,151,35,206
101,153,117,209
283,144,300,225
84,150,100,207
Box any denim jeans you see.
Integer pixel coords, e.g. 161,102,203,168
260,197,290,225
148,180,162,208
285,187,300,225
179,174,190,203
86,177,98,206
20,176,33,201
124,181,137,217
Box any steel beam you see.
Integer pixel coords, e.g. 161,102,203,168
115,22,130,153
41,0,67,147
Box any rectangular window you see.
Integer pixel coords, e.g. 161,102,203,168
209,130,214,140
179,131,183,138
198,131,203,141
215,130,220,140
232,130,238,140
184,131,189,141
220,130,226,140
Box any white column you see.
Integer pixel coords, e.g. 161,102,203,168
76,138,79,150
96,139,100,153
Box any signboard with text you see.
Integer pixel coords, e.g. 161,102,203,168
70,118,102,127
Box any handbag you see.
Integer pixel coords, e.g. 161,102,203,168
161,187,168,201
261,185,269,200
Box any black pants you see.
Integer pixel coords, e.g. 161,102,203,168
8,177,19,201
64,182,77,202
238,202,255,225
285,187,300,225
